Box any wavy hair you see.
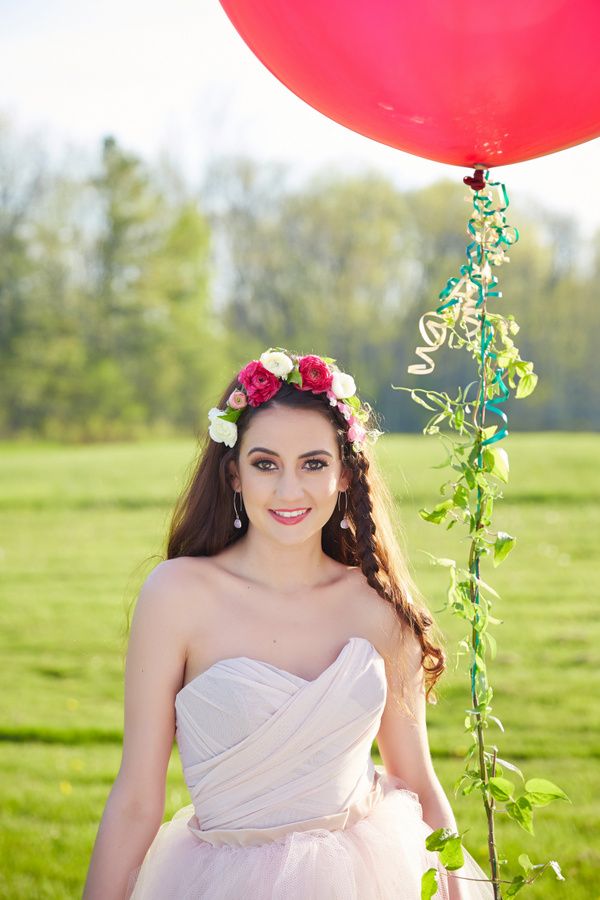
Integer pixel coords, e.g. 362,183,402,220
162,366,447,713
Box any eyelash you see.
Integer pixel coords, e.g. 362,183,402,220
253,458,328,472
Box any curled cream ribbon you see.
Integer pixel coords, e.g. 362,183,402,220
406,273,482,375
406,312,448,376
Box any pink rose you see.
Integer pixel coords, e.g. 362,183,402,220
297,355,333,393
227,389,247,410
238,360,282,407
348,422,366,443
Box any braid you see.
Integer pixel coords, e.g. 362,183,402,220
352,453,388,597
348,449,447,711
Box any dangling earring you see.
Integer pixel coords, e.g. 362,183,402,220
338,490,350,529
233,490,243,529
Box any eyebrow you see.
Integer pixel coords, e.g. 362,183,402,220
247,446,333,459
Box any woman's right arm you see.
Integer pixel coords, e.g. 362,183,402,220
81,786,164,900
82,560,189,900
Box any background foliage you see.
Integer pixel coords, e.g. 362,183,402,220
1,120,599,440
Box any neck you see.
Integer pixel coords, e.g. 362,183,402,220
231,525,333,594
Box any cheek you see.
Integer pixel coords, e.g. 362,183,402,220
244,470,270,497
324,471,339,497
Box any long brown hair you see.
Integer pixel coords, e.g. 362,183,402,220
165,367,447,711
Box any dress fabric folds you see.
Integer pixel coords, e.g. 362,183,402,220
126,637,494,899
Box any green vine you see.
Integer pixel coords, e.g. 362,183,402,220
393,170,570,899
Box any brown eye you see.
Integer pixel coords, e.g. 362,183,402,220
252,458,328,471
253,459,276,470
305,459,327,470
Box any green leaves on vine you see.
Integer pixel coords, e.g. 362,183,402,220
421,828,469,899
493,532,515,566
397,172,569,897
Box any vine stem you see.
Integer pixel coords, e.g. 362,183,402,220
469,221,503,899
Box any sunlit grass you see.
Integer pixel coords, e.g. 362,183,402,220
0,433,598,897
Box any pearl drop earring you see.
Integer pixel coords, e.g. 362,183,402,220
338,490,349,529
233,490,243,529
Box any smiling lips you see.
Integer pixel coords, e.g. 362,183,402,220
269,507,311,525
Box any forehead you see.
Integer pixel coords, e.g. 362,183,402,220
242,406,337,449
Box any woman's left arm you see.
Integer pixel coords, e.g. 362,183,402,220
418,782,459,833
375,624,459,833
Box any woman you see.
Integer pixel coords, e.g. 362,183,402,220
83,349,494,899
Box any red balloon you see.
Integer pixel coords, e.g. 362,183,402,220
219,0,600,168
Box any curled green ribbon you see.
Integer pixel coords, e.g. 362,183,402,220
407,170,519,446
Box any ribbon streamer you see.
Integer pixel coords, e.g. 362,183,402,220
407,170,519,445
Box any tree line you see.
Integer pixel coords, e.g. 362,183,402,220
1,119,598,440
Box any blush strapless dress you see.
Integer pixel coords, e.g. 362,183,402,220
126,637,494,899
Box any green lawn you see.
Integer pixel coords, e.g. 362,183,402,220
1,433,598,898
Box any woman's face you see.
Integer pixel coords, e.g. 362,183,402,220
229,405,350,542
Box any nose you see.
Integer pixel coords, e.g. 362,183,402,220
272,469,307,504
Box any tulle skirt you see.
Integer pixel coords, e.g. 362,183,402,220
126,772,494,899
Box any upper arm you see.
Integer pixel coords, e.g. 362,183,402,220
113,560,188,815
376,621,440,801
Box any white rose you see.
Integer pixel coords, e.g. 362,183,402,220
208,406,224,420
331,372,356,399
259,350,294,378
208,412,238,447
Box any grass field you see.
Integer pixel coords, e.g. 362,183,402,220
1,432,598,898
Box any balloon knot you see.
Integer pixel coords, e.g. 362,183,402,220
463,168,486,192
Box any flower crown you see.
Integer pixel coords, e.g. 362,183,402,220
207,348,383,453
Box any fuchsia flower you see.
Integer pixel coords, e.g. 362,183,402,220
296,355,333,393
238,360,282,407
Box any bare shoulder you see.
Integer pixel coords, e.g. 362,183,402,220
129,556,223,684
142,555,215,593
135,556,217,624
132,559,186,632
344,566,406,655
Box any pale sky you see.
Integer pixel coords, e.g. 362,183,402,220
2,0,599,239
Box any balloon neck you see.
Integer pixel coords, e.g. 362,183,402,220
463,168,487,192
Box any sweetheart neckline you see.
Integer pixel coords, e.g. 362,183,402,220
176,636,382,700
